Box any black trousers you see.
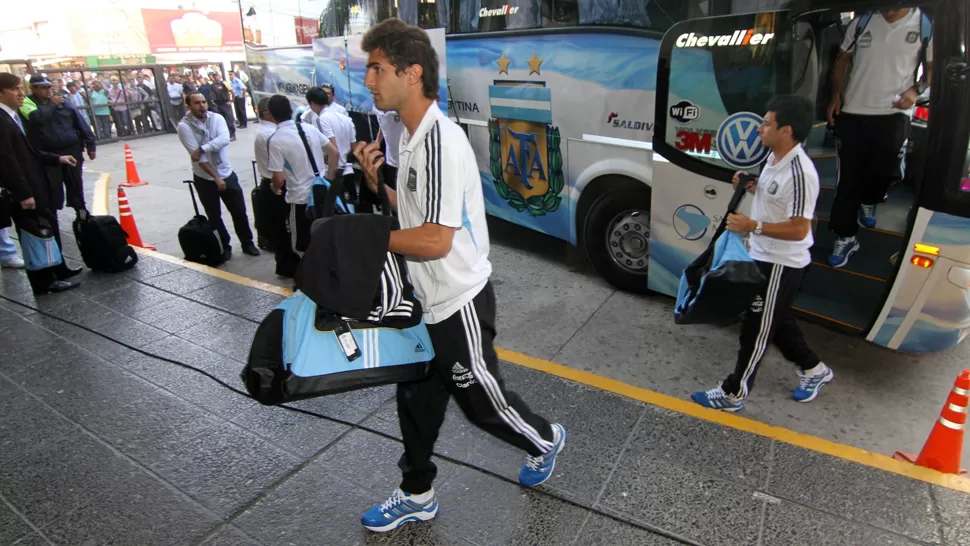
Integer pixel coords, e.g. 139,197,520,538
214,102,236,137
274,203,311,278
255,177,288,250
397,282,555,494
234,97,248,128
12,208,73,292
830,113,910,237
722,261,820,398
192,172,253,251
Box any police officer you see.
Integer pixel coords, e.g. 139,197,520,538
24,75,96,213
825,9,931,268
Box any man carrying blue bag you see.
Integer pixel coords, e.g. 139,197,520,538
353,18,566,533
692,95,833,412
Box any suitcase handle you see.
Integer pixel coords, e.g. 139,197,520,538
182,180,202,217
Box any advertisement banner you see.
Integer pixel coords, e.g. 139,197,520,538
294,17,319,46
142,9,244,53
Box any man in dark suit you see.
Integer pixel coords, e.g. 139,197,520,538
0,72,82,294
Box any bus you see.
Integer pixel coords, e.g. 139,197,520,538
241,0,970,353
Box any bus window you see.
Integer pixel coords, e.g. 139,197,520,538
658,12,794,170
451,0,542,33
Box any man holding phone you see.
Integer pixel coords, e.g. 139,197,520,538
692,96,832,412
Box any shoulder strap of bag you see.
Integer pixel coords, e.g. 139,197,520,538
295,121,321,178
705,181,749,251
845,12,873,53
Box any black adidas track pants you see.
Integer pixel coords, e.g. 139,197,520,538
721,261,821,399
397,281,555,494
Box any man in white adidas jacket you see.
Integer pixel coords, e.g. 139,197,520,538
353,18,566,533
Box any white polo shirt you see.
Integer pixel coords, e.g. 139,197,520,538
842,9,931,117
316,108,356,176
748,144,819,269
266,120,328,205
374,107,404,168
253,121,277,180
396,103,492,324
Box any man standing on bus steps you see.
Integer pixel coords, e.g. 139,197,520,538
353,18,566,533
825,8,931,268
692,96,833,412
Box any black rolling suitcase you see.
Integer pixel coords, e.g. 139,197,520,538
251,160,275,251
178,181,226,266
72,210,138,272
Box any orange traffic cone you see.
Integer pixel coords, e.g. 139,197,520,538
120,144,148,187
893,370,969,474
117,188,156,251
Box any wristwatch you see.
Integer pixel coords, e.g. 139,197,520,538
754,221,763,235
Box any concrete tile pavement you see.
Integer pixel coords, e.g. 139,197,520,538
1,251,967,544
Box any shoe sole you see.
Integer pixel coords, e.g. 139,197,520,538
794,369,834,403
829,243,860,269
363,504,438,533
691,394,744,412
521,425,567,488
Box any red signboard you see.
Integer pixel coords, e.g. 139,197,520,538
295,16,319,45
142,9,244,53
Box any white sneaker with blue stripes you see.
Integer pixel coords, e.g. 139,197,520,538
793,363,834,402
361,488,438,533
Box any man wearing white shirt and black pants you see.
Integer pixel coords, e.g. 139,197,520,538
177,92,259,260
303,87,360,208
825,8,932,267
265,95,339,277
692,96,833,412
354,18,565,534
253,97,286,251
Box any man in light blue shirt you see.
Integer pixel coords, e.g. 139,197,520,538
177,91,259,260
230,71,248,129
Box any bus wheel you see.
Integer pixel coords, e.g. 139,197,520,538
583,187,651,294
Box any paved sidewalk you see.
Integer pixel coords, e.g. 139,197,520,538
2,239,969,544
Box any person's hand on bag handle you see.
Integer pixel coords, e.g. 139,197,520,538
732,171,757,194
353,140,384,195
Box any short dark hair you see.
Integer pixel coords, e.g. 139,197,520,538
257,97,271,117
306,86,329,107
0,72,22,91
185,91,205,106
766,95,814,143
360,18,439,101
268,94,292,122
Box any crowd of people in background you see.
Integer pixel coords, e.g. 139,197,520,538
24,65,251,142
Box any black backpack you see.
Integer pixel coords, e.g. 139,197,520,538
72,210,138,273
178,181,226,266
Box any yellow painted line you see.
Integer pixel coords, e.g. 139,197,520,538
90,171,110,216
497,347,970,494
127,233,970,494
132,247,293,297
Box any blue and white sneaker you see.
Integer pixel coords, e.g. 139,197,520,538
827,236,860,268
793,363,834,403
361,488,438,533
859,204,877,229
691,386,744,412
519,423,566,487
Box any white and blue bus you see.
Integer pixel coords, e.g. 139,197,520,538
241,0,970,353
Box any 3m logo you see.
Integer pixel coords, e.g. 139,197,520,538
676,29,775,48
716,112,768,169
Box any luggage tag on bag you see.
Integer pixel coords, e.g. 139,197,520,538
333,320,362,362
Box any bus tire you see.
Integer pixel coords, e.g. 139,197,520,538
583,186,651,294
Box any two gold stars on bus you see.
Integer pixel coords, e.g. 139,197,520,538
496,52,543,76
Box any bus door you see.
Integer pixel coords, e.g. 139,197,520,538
647,11,796,297
867,0,970,352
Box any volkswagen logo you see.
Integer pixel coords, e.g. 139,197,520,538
716,112,768,169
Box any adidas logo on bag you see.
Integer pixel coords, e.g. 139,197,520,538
415,343,426,353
